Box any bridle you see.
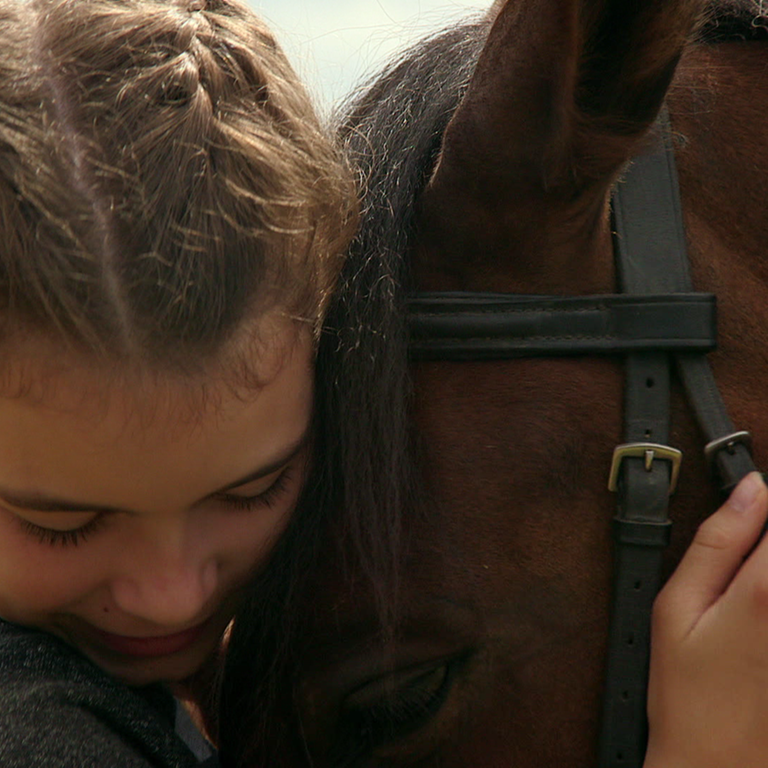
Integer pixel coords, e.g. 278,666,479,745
406,112,760,768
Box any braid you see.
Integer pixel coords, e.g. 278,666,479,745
157,2,235,120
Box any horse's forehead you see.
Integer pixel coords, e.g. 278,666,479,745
413,356,622,487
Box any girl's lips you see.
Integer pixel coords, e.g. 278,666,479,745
92,619,210,658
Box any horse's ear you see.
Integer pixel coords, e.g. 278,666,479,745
426,0,704,203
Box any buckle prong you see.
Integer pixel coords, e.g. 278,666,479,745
608,442,682,494
644,449,654,472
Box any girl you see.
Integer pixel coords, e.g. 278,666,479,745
0,0,355,764
0,1,766,767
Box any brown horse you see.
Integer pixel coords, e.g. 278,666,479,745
218,1,768,766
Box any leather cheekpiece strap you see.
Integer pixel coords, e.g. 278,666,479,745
599,349,673,768
612,113,758,495
599,113,683,768
613,518,673,548
599,109,760,768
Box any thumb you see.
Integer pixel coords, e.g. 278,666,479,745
654,472,768,639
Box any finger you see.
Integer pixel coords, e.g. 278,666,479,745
654,472,768,638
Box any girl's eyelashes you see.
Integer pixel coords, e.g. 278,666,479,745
13,466,297,549
17,514,107,548
213,467,294,511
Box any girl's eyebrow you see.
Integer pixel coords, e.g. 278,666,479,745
215,437,306,493
0,435,308,514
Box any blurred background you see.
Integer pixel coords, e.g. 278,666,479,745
247,0,490,111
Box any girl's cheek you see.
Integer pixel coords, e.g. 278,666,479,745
0,519,102,617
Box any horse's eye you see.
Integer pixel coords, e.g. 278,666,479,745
331,657,459,762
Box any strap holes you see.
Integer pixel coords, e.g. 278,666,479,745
633,580,642,591
626,633,635,646
621,690,630,701
646,377,655,388
616,751,625,762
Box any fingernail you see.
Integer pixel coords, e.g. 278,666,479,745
729,472,765,513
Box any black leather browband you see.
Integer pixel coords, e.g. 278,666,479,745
408,293,716,360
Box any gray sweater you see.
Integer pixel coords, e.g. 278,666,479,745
0,620,217,767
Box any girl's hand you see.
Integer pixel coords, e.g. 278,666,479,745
645,472,768,768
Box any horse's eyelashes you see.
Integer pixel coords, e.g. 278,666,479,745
346,664,447,725
332,656,461,761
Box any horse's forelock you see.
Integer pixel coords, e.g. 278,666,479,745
317,18,492,611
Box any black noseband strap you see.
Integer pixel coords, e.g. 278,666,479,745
408,293,716,360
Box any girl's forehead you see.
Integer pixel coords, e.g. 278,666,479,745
0,316,313,422
0,330,315,510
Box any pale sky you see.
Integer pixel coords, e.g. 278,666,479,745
247,0,490,110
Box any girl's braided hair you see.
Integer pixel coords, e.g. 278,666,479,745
0,0,356,372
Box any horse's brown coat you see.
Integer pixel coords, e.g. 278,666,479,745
225,2,768,766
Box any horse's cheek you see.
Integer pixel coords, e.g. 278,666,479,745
406,358,621,765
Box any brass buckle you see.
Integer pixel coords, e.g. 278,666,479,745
608,443,682,494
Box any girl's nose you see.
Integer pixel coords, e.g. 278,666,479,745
109,540,219,628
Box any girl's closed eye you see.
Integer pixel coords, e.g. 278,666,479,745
15,511,107,548
212,466,296,512
5,462,300,550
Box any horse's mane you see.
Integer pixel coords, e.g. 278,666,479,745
218,4,767,763
325,14,493,576
702,0,768,40
216,21,491,766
